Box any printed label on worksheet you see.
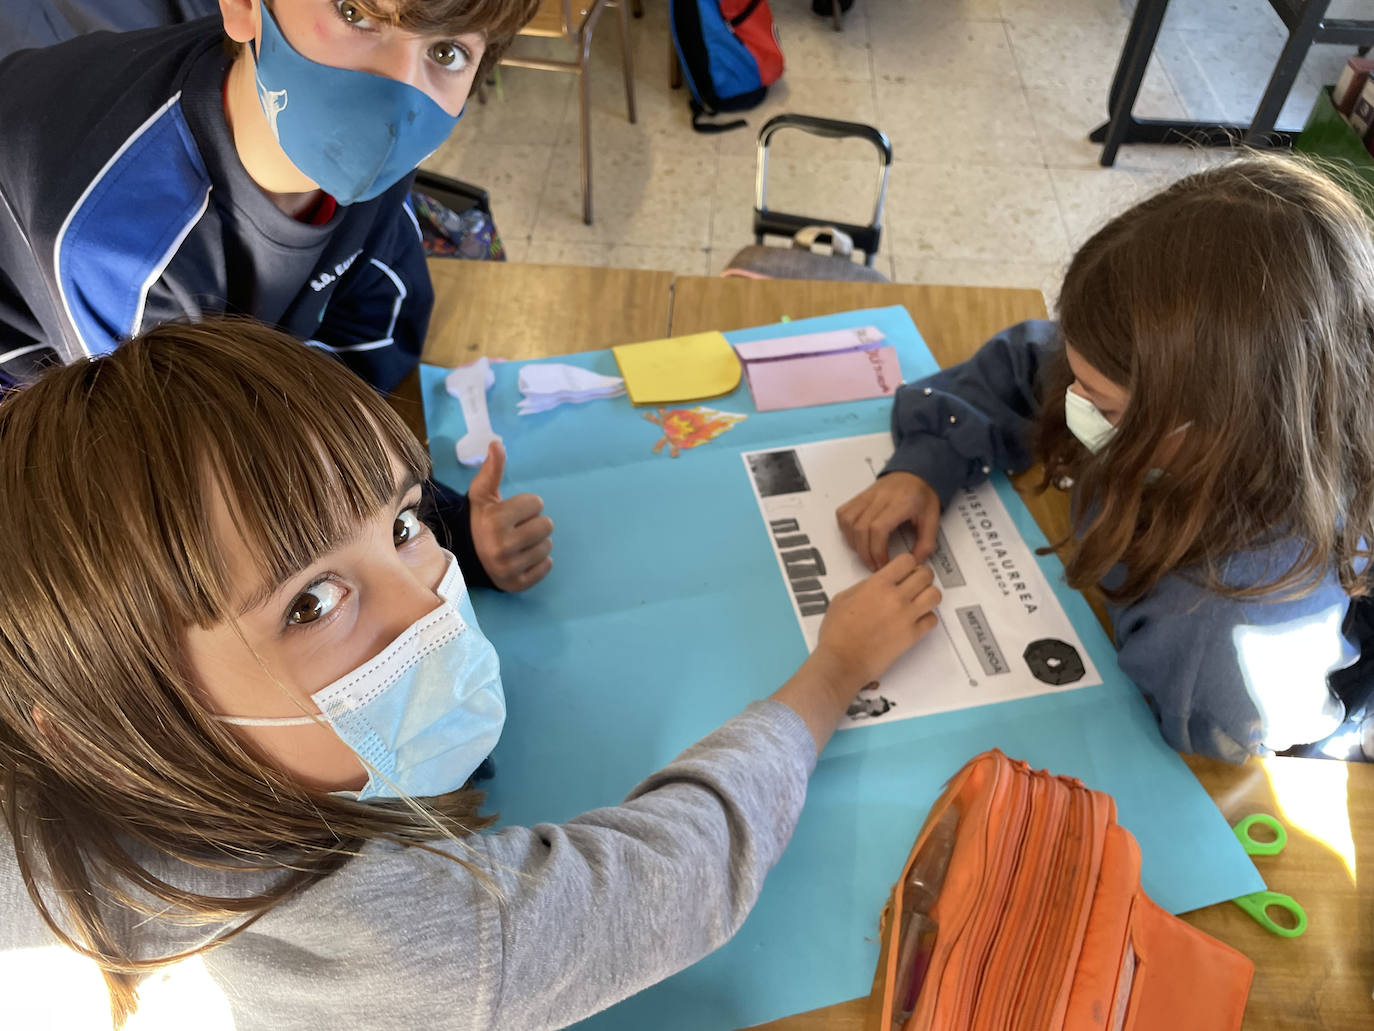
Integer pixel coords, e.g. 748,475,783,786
741,433,1101,727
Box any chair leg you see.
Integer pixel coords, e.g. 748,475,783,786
669,26,682,90
578,53,593,224
617,0,637,123
832,0,842,31
632,0,643,16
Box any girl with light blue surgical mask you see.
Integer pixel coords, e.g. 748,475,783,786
0,319,943,1030
838,154,1374,766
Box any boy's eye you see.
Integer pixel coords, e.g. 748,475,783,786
429,41,467,68
394,508,423,546
336,1,371,27
287,580,346,626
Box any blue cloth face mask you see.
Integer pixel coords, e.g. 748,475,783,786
215,552,505,800
251,4,461,205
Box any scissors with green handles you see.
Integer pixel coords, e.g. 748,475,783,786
1230,814,1307,938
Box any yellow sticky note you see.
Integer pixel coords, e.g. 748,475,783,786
612,332,742,405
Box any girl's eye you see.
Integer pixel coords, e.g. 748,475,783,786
287,580,346,627
335,1,372,28
394,507,423,547
429,41,468,69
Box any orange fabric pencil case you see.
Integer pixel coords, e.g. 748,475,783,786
871,750,1253,1031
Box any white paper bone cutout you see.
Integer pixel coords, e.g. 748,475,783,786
445,359,502,467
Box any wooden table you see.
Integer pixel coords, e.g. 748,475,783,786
415,263,1374,1030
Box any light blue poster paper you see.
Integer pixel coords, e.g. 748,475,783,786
419,306,1263,1030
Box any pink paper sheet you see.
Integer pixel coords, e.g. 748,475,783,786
744,345,901,411
735,326,900,411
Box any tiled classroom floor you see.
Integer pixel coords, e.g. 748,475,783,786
423,0,1371,305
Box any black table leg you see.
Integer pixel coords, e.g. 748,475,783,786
1244,0,1331,145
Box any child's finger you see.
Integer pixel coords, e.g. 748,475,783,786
910,610,939,640
897,563,936,598
865,514,898,572
468,440,507,503
503,514,554,554
503,534,553,566
878,551,919,583
836,493,873,558
494,492,544,528
509,556,553,591
911,504,940,563
908,583,942,615
835,507,858,558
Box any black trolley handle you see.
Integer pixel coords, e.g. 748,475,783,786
754,114,893,265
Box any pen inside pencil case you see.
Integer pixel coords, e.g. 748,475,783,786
890,804,960,1030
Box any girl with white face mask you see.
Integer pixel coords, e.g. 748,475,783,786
0,319,941,1030
837,153,1374,765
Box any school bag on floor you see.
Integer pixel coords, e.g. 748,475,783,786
871,750,1253,1031
670,0,784,133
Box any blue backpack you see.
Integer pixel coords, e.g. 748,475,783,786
670,0,785,133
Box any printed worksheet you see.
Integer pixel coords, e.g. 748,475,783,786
741,433,1101,727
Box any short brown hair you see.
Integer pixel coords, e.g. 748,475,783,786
226,0,541,79
1040,153,1374,605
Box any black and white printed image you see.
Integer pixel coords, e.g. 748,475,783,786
747,449,811,497
846,684,897,721
1022,639,1086,685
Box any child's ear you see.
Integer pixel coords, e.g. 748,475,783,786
219,0,259,45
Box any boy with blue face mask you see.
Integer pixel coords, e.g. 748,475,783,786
0,0,552,594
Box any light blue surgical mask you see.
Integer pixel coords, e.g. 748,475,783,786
251,4,462,205
1063,387,1117,453
215,552,505,800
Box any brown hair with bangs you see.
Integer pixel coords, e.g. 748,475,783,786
0,318,496,1028
226,0,543,79
1038,152,1374,604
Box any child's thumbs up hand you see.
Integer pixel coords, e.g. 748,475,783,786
468,440,554,592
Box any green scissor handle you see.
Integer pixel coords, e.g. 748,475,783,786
1233,813,1287,856
1232,890,1308,938
1230,814,1306,937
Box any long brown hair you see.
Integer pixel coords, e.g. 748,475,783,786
0,319,496,1026
1040,153,1374,603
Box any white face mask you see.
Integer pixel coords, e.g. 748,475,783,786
213,552,505,800
1063,387,1117,453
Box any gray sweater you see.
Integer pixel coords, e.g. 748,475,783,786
0,701,816,1029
